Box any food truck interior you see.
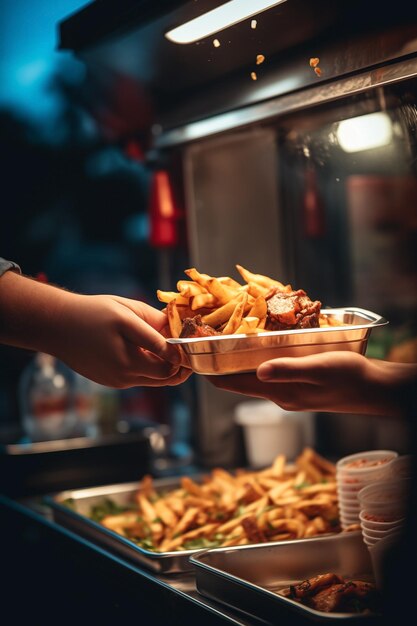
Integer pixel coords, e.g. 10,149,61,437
1,1,417,623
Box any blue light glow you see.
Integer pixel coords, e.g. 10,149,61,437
0,0,88,120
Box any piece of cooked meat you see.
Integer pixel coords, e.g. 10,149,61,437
265,289,321,331
309,580,378,613
179,315,221,338
290,573,344,599
241,515,267,544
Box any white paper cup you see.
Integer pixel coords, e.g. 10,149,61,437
359,510,406,528
339,514,360,530
362,534,378,546
339,504,361,516
361,524,402,540
337,490,362,502
387,454,413,479
358,478,410,521
234,400,303,467
336,450,398,478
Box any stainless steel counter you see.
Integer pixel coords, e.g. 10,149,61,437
1,493,270,625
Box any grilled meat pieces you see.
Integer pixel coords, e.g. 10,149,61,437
179,315,221,338
290,573,344,599
309,580,378,613
287,574,379,614
266,289,321,331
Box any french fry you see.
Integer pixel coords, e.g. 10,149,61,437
183,496,217,509
205,277,239,305
168,507,200,539
212,468,235,483
157,290,189,305
161,526,208,550
154,499,178,527
191,292,217,310
202,295,243,328
303,447,337,476
166,301,183,338
257,316,267,330
247,281,271,298
181,476,206,497
184,268,211,286
137,474,157,499
137,493,157,523
101,512,141,531
235,264,290,291
222,293,248,334
220,534,245,547
218,276,242,289
248,296,268,320
165,496,185,518
177,280,208,298
271,454,286,477
296,454,324,483
235,316,261,334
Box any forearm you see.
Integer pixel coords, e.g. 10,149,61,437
367,358,417,419
0,271,77,355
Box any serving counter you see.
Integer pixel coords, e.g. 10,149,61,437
2,489,388,626
1,493,277,625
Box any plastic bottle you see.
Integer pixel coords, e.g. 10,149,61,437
19,353,76,441
73,371,100,438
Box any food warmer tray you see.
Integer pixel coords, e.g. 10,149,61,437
45,476,343,576
190,532,381,623
45,476,207,574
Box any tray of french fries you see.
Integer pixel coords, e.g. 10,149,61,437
45,448,352,574
158,265,388,375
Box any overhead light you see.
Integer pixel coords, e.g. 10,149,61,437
337,112,393,153
165,0,287,44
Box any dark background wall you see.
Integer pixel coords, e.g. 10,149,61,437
0,1,187,442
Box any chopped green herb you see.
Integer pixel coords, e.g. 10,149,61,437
234,504,246,518
138,537,155,550
182,537,223,550
88,498,131,523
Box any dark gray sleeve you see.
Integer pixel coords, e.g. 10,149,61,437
0,258,22,277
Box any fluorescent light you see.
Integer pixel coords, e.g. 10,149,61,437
165,0,287,44
337,112,393,153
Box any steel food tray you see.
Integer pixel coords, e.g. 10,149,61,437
44,476,209,574
191,532,380,623
45,475,343,575
168,307,388,375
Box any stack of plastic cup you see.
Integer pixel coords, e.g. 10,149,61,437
386,454,413,479
336,450,398,530
358,477,410,546
358,477,411,589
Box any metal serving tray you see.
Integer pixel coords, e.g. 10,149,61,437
44,476,205,574
191,532,380,623
45,476,344,576
168,307,388,375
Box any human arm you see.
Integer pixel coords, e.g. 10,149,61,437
0,270,191,388
208,351,417,419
